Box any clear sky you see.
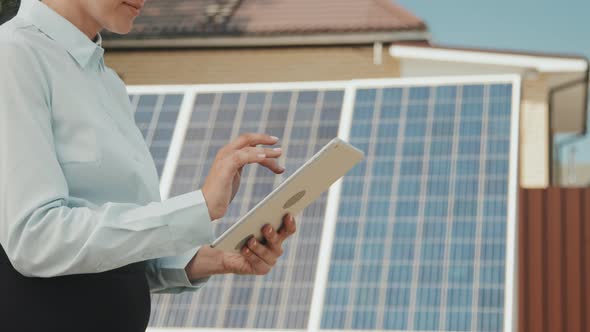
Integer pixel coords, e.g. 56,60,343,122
396,0,590,163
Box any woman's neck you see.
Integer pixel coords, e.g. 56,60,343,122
41,0,102,40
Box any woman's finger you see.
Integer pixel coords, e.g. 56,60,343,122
247,237,278,266
262,224,284,256
259,158,285,174
278,214,297,242
225,148,266,172
229,133,279,150
216,134,279,159
225,147,283,172
254,147,282,159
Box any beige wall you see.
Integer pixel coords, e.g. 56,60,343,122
520,75,550,188
556,164,590,187
105,46,401,85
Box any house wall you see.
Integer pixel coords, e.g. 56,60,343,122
104,46,401,85
519,188,590,332
557,164,590,187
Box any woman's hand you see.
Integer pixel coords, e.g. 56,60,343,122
201,133,284,221
185,214,297,279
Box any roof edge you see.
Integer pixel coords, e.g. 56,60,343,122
390,44,589,73
375,0,428,30
396,42,588,61
103,30,430,49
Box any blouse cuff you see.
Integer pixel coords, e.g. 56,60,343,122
147,246,211,294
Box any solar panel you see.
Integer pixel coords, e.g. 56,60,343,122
128,76,519,332
129,93,184,177
319,82,517,331
147,87,344,329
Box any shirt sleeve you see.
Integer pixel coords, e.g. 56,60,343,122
145,246,211,294
0,34,213,279
144,191,216,294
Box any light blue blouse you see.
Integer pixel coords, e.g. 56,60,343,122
0,0,213,293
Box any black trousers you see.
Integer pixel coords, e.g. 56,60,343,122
0,245,151,332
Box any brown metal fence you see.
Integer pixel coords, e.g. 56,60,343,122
519,188,590,332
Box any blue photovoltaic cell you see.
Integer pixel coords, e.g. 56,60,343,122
321,83,514,331
130,93,183,177
148,89,344,329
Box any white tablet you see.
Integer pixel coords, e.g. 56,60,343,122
211,137,365,253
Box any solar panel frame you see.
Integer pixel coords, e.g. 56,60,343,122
309,76,521,332
130,82,347,330
127,75,521,332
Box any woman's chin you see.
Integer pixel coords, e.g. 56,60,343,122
105,21,134,35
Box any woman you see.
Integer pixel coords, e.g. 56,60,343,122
0,0,296,331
